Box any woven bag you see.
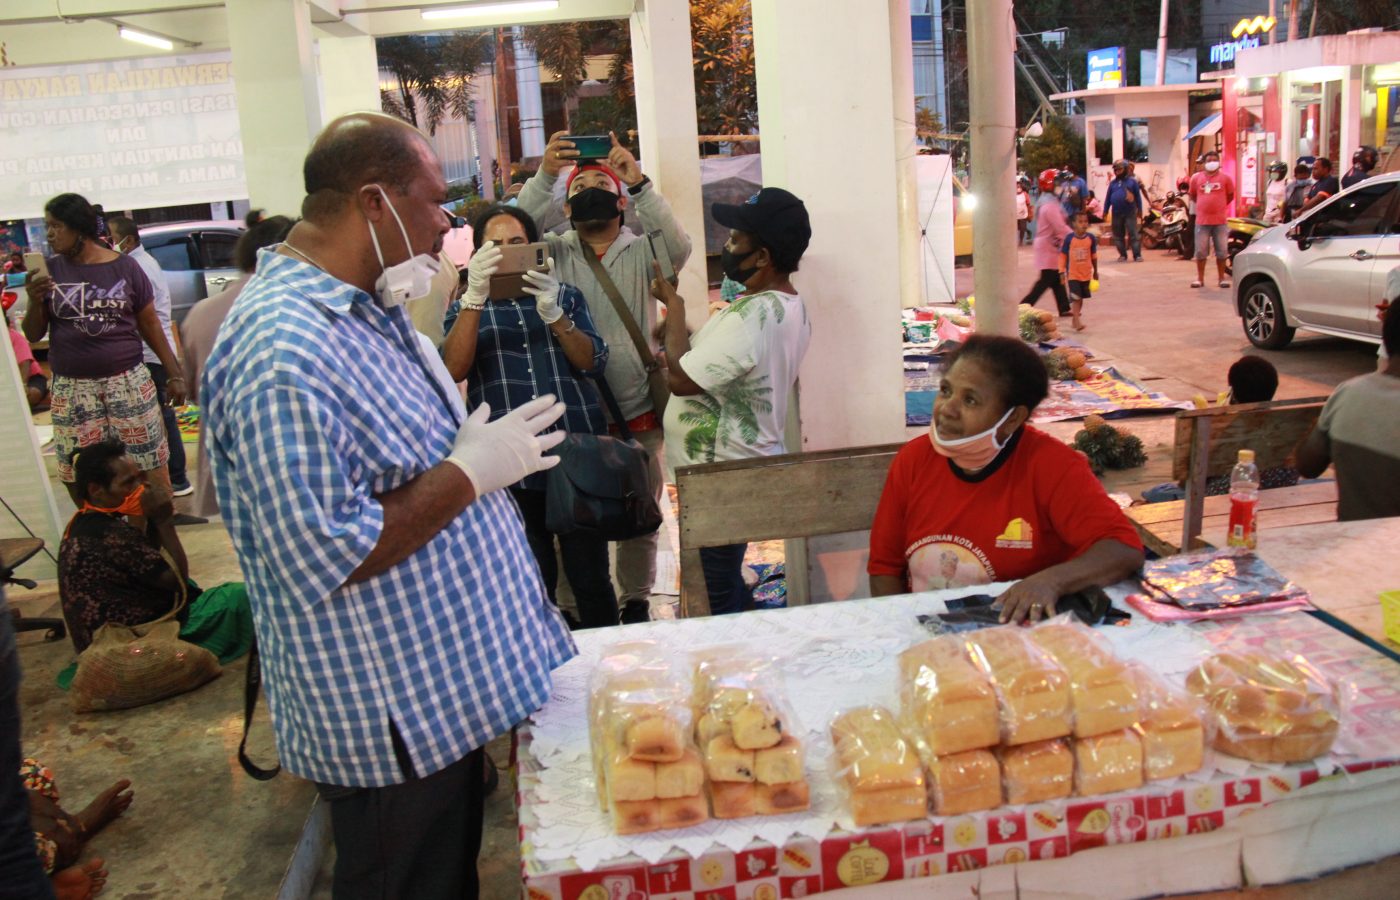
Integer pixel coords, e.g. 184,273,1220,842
69,553,221,713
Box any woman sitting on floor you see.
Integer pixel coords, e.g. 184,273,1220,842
868,334,1145,623
57,438,252,662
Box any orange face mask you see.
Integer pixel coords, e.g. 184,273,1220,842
83,483,147,517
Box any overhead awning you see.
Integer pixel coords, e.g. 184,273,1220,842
1185,112,1222,141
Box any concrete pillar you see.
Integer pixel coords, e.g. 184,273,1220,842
890,0,922,311
319,34,382,122
472,66,499,201
1340,65,1363,169
628,2,708,328
1222,76,1239,214
226,0,321,212
752,0,907,603
512,27,546,159
966,0,1018,337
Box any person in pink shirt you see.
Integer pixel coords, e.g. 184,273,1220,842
1019,168,1072,316
1189,150,1235,289
8,322,48,410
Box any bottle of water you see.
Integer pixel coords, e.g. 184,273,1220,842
1226,449,1260,550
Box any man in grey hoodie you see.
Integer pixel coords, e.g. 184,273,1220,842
518,131,692,624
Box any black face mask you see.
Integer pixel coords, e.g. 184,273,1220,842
568,187,621,224
720,246,761,285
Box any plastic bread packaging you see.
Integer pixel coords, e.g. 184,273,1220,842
898,636,1001,757
998,738,1073,805
588,641,708,834
691,646,809,818
1124,663,1207,781
1072,729,1144,796
926,749,1002,816
1027,617,1138,738
1184,650,1341,764
830,705,928,827
962,625,1073,746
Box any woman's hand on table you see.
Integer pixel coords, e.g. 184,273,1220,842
995,575,1061,624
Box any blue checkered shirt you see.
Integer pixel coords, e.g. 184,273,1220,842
444,285,608,491
202,250,576,788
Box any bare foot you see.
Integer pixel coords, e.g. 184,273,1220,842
74,780,133,837
1073,318,1086,331
52,857,107,899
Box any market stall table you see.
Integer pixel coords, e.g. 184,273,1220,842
515,588,1400,899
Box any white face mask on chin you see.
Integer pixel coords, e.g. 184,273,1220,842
366,184,440,308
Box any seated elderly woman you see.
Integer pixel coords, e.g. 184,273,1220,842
868,335,1144,623
57,439,252,660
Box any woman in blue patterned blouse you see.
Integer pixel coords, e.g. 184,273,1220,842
442,205,617,628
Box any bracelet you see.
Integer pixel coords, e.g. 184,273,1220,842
627,176,650,196
459,298,485,312
167,376,185,382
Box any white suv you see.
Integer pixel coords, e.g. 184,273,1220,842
1233,172,1398,349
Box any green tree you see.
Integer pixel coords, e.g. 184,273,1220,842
377,33,493,135
691,0,757,136
1021,115,1085,176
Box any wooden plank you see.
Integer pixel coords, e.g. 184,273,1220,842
680,548,710,618
1142,500,1339,554
1181,417,1212,553
675,444,901,550
1169,398,1326,482
1126,481,1340,527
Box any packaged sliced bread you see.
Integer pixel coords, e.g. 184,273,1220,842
963,626,1073,745
899,636,1001,757
831,705,927,826
1185,651,1340,763
1027,619,1138,738
1125,663,1206,781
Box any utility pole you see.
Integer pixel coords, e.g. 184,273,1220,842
1288,0,1299,41
967,0,1017,336
931,0,949,134
1268,0,1278,44
1308,0,1319,38
1155,0,1169,86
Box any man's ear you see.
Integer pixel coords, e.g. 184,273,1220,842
357,184,387,222
616,192,629,213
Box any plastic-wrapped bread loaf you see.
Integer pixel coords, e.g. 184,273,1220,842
589,641,709,834
927,749,1002,816
1028,622,1138,738
899,637,1001,756
1125,664,1206,780
999,738,1073,805
831,706,928,826
963,626,1073,745
1073,729,1144,796
1185,652,1340,763
692,648,809,818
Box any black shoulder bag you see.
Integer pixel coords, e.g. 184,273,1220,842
544,376,663,541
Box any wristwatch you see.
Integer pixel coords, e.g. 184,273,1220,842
627,176,650,196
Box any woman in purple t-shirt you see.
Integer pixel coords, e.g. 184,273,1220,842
21,193,187,505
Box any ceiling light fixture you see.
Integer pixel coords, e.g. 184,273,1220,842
118,26,176,51
421,1,560,21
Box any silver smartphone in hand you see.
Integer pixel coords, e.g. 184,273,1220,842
646,230,677,285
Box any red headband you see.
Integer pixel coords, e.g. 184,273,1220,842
566,164,622,193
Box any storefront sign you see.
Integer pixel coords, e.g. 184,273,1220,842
1087,47,1125,90
1211,16,1276,66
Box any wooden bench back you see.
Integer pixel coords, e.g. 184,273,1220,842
674,443,902,616
1170,397,1327,483
1171,397,1327,551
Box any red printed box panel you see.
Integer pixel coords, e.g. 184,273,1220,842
820,829,905,892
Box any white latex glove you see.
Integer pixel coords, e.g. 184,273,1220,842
446,395,567,496
521,256,564,324
462,240,502,308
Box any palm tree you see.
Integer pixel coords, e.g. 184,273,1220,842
377,32,493,135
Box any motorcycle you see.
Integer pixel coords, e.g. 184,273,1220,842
1159,193,1192,258
1224,216,1270,275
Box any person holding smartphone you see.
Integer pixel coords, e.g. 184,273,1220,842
21,193,186,509
441,204,617,628
518,130,693,624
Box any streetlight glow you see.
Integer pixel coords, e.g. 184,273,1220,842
118,27,174,51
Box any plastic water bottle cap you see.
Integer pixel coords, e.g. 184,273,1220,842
1238,449,1256,463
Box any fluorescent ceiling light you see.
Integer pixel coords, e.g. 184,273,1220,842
421,1,560,20
119,27,175,51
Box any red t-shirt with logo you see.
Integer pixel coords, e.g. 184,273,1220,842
868,427,1143,592
1189,171,1235,226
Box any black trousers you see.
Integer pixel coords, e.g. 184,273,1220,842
145,363,187,485
1020,269,1072,316
317,746,485,900
510,487,618,628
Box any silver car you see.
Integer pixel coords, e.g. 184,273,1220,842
140,220,245,325
1234,172,1398,349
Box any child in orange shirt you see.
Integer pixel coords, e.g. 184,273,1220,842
1060,212,1098,331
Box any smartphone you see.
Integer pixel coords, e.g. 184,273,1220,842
488,241,549,301
563,134,611,161
23,252,48,280
646,230,677,286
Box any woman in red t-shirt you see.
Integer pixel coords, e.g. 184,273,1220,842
868,335,1144,623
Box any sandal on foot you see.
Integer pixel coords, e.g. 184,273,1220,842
1190,281,1204,288
1218,280,1231,289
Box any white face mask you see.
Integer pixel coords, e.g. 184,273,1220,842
366,184,440,308
1204,161,1221,173
929,407,1016,471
